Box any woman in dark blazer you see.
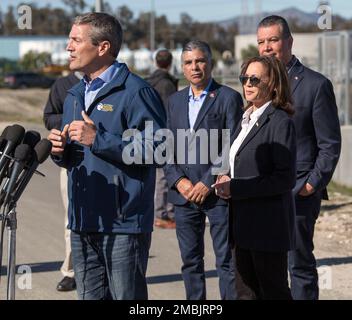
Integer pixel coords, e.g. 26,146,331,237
213,56,296,299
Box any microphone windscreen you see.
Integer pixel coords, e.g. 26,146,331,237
5,124,25,144
14,144,32,161
0,136,5,149
23,131,41,149
0,126,11,138
34,139,52,164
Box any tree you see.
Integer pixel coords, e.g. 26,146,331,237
241,44,259,61
19,51,52,71
117,5,133,27
155,15,171,48
3,5,17,35
62,0,86,17
0,8,4,34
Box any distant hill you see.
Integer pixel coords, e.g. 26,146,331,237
216,6,346,34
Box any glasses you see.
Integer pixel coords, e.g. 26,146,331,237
239,75,261,86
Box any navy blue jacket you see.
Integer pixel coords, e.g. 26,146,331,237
53,63,166,233
229,104,297,252
164,80,243,207
289,58,341,198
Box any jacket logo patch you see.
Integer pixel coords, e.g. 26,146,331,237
97,103,114,112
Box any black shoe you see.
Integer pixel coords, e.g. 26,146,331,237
56,276,76,292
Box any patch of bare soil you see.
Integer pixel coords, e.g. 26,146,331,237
0,88,49,123
317,192,352,255
315,192,352,299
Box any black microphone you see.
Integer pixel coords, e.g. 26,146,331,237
13,130,42,189
23,130,41,149
0,126,11,152
0,138,6,153
0,125,25,185
10,139,52,207
1,144,32,210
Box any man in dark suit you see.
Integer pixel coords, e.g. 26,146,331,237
164,40,243,299
257,15,341,300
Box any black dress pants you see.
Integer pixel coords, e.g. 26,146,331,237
234,246,292,300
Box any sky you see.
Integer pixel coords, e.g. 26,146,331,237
0,0,351,22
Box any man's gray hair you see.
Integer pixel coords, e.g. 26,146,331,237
74,12,123,58
182,40,212,62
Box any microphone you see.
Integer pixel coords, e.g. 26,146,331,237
23,130,41,149
0,125,25,185
0,126,11,152
1,144,32,210
10,139,52,207
12,130,42,189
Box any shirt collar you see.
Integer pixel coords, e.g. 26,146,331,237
286,55,298,73
242,100,272,123
83,61,121,86
188,78,213,99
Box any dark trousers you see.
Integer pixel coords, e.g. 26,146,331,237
288,191,322,300
154,168,174,219
174,204,235,300
234,246,292,300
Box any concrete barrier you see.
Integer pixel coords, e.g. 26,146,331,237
333,126,352,188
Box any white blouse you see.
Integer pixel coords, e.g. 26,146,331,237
229,101,272,178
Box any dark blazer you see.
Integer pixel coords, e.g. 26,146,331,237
43,73,80,130
146,69,178,108
289,58,341,198
164,80,243,207
229,104,297,252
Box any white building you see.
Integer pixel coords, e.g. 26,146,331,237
19,38,68,64
133,47,153,72
118,45,134,68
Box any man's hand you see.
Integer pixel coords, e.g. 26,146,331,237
176,178,194,201
48,124,69,156
68,111,97,146
188,181,210,205
299,183,315,196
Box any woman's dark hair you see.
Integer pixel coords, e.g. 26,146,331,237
240,55,294,115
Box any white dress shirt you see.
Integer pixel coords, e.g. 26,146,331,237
229,101,271,178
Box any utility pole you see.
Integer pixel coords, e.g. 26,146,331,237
95,0,103,12
150,0,155,51
254,0,262,32
240,0,249,35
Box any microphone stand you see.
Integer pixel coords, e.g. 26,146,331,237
6,203,17,300
0,201,18,300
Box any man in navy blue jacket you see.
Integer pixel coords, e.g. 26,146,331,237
164,40,243,299
48,13,165,300
257,15,341,300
